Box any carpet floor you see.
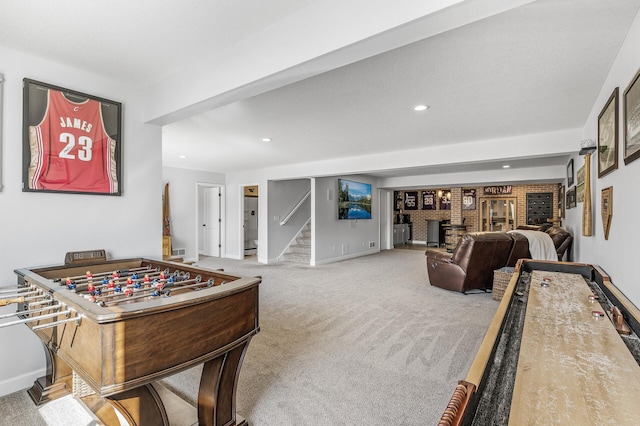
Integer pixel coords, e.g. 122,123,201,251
0,249,498,425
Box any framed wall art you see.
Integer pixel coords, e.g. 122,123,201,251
623,67,640,165
597,87,619,178
22,79,122,195
566,186,576,209
601,186,613,240
558,184,565,218
403,191,418,210
566,159,574,187
462,188,476,210
421,190,436,210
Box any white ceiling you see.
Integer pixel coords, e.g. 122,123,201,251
2,0,639,179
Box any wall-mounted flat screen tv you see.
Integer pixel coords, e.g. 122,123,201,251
338,179,372,220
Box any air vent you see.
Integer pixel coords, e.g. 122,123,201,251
172,248,186,256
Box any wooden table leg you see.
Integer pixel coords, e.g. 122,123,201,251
198,340,251,426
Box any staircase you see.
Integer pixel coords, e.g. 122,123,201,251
282,222,311,264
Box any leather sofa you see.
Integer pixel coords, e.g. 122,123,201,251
425,227,573,293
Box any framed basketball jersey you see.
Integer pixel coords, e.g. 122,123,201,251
22,79,122,195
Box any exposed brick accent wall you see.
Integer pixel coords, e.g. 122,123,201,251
396,183,558,242
450,187,463,225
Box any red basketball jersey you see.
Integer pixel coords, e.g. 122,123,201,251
28,90,118,193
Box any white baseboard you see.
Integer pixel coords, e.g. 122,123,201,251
0,368,45,397
312,248,379,266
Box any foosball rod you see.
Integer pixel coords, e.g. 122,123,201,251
31,315,82,331
0,304,62,320
0,290,41,300
75,269,189,295
0,309,71,329
103,278,213,306
99,276,205,304
53,265,155,283
69,268,170,291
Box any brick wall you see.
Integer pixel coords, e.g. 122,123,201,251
396,183,559,242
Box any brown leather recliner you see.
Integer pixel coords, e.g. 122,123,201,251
425,232,515,293
545,226,573,261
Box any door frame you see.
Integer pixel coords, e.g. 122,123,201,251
239,183,259,258
195,182,225,261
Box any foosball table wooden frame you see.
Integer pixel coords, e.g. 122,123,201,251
438,260,640,425
6,253,260,426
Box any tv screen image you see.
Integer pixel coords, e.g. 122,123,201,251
338,179,372,220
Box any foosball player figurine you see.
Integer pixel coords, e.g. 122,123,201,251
126,277,134,286
85,271,93,279
107,280,116,290
112,271,120,279
87,283,96,293
102,277,109,286
131,272,139,280
124,288,133,297
159,271,167,280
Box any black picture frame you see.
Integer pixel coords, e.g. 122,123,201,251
566,159,574,187
597,87,619,178
404,191,418,210
624,67,640,165
421,190,436,210
22,79,122,195
566,186,577,209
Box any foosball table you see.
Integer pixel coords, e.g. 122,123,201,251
0,250,260,426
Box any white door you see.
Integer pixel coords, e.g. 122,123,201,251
202,187,221,256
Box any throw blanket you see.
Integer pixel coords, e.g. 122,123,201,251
508,230,558,261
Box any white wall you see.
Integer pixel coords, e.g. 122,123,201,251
267,179,311,262
567,8,640,307
313,176,379,265
162,167,225,261
0,47,162,396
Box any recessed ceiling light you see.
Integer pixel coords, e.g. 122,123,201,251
178,155,188,159
503,165,511,169
413,105,430,111
262,138,272,142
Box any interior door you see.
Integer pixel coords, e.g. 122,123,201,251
202,187,221,257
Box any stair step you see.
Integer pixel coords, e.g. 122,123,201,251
283,252,310,263
289,245,311,254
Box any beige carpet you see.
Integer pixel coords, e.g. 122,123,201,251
0,249,498,425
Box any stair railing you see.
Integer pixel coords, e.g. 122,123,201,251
280,190,311,226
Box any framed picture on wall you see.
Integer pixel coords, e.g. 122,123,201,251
567,186,577,209
22,79,122,195
559,185,565,218
624,67,640,165
462,188,476,210
421,190,436,210
566,159,574,186
404,191,418,210
597,87,619,178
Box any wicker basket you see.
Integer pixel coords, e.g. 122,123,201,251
72,371,96,398
492,267,515,302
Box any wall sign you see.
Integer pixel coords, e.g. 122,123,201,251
483,185,512,195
